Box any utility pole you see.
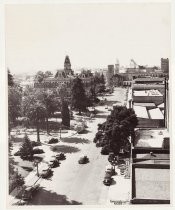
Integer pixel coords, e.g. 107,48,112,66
164,77,167,128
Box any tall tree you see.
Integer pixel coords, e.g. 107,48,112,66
8,69,14,87
23,90,46,142
8,86,22,135
71,77,88,115
61,100,70,128
44,71,53,78
35,71,45,83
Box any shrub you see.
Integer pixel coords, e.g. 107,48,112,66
31,141,41,147
33,148,44,154
14,151,22,156
48,138,59,144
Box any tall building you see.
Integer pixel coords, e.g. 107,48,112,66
161,58,169,74
115,59,120,74
64,55,73,75
106,65,114,87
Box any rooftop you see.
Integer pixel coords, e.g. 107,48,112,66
133,105,149,119
148,108,164,119
134,128,169,148
133,102,156,108
135,167,170,200
133,89,163,97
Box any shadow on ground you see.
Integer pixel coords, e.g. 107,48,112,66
61,137,90,144
51,145,80,153
95,115,107,119
28,188,82,205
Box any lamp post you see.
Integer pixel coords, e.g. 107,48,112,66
110,155,119,173
34,159,40,177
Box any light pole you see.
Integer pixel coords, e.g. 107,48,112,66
34,159,40,177
111,155,119,173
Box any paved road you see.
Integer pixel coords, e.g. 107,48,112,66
28,87,127,205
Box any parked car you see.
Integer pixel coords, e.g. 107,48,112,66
54,153,66,161
105,168,115,176
48,159,60,168
40,167,52,178
103,176,113,186
78,156,89,164
21,184,40,201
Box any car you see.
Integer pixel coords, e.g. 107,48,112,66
48,159,60,168
105,168,116,176
21,184,40,201
103,176,113,186
78,156,89,164
120,168,125,175
54,153,66,161
40,167,52,178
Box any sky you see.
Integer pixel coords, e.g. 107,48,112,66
5,3,171,74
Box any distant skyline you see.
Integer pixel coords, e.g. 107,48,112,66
5,3,170,74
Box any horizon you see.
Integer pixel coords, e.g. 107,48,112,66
6,3,170,75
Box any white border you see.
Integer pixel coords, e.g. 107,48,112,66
0,1,174,210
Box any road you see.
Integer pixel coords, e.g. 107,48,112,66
28,87,127,205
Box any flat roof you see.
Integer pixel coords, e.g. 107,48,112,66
133,105,149,119
148,108,164,119
133,102,156,107
135,168,170,200
133,89,163,97
135,129,169,148
134,77,164,82
158,103,164,108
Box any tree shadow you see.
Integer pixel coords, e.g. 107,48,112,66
95,115,107,119
28,187,82,205
51,145,80,154
61,137,90,144
21,166,33,172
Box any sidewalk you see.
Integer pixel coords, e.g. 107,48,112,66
8,168,43,205
106,168,131,205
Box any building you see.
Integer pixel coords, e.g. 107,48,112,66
114,59,120,74
161,58,169,74
34,56,94,99
106,65,114,87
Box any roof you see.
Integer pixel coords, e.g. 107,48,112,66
133,102,156,107
134,77,164,82
135,167,170,200
148,108,164,119
158,103,164,108
135,128,169,148
133,89,163,97
133,105,149,119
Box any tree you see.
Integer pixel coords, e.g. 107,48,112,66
44,71,53,78
38,89,57,133
12,169,25,195
71,77,88,115
35,71,45,83
8,69,14,87
96,106,138,155
61,100,70,128
8,86,22,135
19,134,33,160
23,90,46,142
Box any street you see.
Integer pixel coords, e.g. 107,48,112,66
26,87,128,205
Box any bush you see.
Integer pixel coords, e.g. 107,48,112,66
33,148,44,154
14,151,21,156
31,141,41,147
48,138,59,144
